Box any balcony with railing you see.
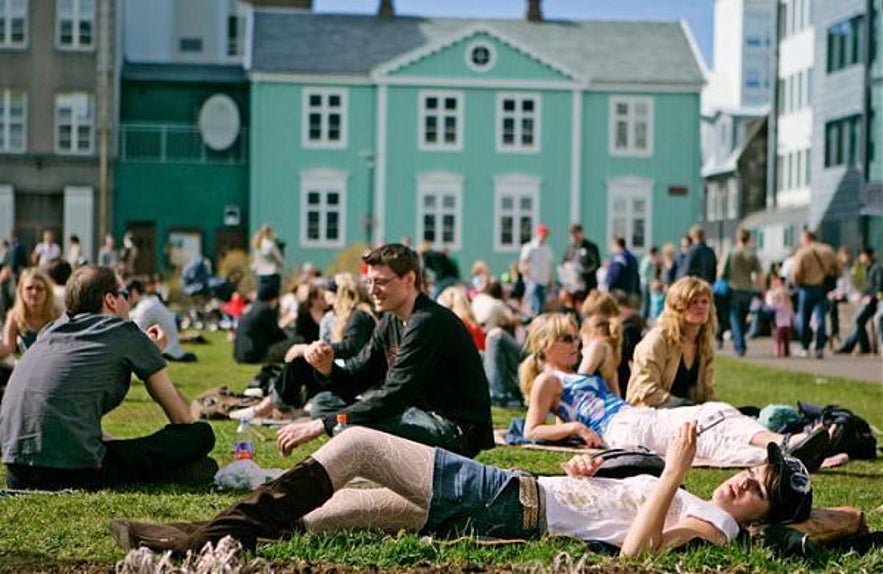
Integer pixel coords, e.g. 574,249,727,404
118,123,248,165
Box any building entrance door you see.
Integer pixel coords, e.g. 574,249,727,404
125,221,157,276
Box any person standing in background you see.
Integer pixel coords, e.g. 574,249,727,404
723,228,765,357
519,224,554,318
251,224,285,297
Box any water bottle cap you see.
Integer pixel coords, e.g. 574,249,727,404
336,413,348,423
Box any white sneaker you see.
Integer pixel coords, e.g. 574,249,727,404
228,406,256,421
797,349,810,358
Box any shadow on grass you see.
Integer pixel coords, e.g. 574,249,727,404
0,551,107,573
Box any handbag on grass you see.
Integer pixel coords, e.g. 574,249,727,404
591,447,665,479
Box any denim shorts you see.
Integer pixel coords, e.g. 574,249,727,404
422,448,540,539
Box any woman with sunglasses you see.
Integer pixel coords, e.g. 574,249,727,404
519,312,830,469
0,268,60,360
110,423,813,558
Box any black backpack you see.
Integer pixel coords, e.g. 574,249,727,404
799,402,877,460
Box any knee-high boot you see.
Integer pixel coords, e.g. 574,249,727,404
110,457,334,554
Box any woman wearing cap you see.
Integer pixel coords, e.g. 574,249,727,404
519,312,830,470
110,423,812,556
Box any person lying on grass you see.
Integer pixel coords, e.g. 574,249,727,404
109,423,812,557
520,313,831,471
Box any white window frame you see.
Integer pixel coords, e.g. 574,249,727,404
416,171,463,251
726,178,738,219
54,92,93,155
56,0,95,51
0,0,28,48
493,173,541,252
418,90,464,152
609,96,654,158
299,168,348,248
301,88,348,150
607,176,653,255
0,89,26,153
495,92,541,154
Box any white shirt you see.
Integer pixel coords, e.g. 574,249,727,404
520,239,554,285
34,242,61,268
471,293,510,328
252,237,284,276
130,294,186,359
539,474,739,546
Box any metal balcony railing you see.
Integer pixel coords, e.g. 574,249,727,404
118,123,247,164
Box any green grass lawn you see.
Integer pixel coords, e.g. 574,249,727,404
0,332,881,573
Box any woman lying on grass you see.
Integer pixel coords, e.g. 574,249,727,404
110,423,812,557
520,313,831,470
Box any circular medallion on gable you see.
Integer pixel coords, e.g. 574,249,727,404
465,40,496,72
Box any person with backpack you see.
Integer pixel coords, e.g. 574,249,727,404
790,230,841,359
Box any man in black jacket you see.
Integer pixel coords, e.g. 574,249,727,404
678,225,718,285
275,244,494,458
562,223,600,303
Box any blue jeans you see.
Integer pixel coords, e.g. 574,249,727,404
423,449,536,539
797,285,828,351
483,329,524,407
524,282,546,317
728,290,755,355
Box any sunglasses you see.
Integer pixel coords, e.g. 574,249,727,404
114,288,131,301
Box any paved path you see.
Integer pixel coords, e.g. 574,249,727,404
716,337,882,384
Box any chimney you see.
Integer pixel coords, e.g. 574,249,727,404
526,0,543,22
378,0,394,19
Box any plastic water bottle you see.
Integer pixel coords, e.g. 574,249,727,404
234,417,255,460
332,413,349,436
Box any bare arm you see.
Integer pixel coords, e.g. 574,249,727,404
143,368,192,424
523,373,603,447
620,422,697,556
1,316,18,359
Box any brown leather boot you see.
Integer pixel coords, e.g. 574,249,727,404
169,456,333,554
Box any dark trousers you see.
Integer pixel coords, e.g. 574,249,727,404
775,326,792,357
839,299,878,354
728,290,755,355
5,422,215,490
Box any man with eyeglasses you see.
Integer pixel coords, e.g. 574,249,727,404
0,265,216,490
275,244,494,459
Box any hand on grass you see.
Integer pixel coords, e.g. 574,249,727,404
277,418,325,456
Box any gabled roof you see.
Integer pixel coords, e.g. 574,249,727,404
251,12,705,86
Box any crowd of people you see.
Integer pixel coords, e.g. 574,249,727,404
0,221,877,560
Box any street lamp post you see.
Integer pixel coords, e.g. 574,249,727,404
360,150,376,245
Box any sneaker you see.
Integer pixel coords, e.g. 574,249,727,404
228,406,257,420
814,349,824,359
797,349,810,358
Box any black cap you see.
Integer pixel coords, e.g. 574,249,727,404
767,442,813,524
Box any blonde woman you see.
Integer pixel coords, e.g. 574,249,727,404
437,285,485,350
1,268,60,359
519,313,831,470
250,224,284,295
626,276,717,409
578,314,622,397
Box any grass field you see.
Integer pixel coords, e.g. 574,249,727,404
0,332,881,573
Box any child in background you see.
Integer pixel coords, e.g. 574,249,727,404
766,276,795,357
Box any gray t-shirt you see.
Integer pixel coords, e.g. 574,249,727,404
0,313,166,469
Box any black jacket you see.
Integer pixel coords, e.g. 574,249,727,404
320,294,494,454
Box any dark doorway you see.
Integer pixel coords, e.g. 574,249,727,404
126,221,157,276
14,191,63,253
215,227,247,261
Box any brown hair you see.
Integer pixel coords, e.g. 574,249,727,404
9,268,59,333
361,243,422,279
66,265,119,315
655,276,717,359
331,273,375,342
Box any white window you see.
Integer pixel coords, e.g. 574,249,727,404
416,171,462,251
493,174,540,252
727,179,738,219
609,96,653,157
302,88,348,149
0,0,27,48
607,176,653,254
419,91,463,151
57,0,94,50
54,93,93,154
496,93,540,153
300,169,347,248
0,89,26,153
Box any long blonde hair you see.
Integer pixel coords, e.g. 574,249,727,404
331,273,375,342
9,268,59,333
437,285,478,326
580,290,620,319
517,313,578,400
580,313,622,367
655,276,717,359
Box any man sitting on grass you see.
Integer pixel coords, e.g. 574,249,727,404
0,265,216,490
274,243,495,459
